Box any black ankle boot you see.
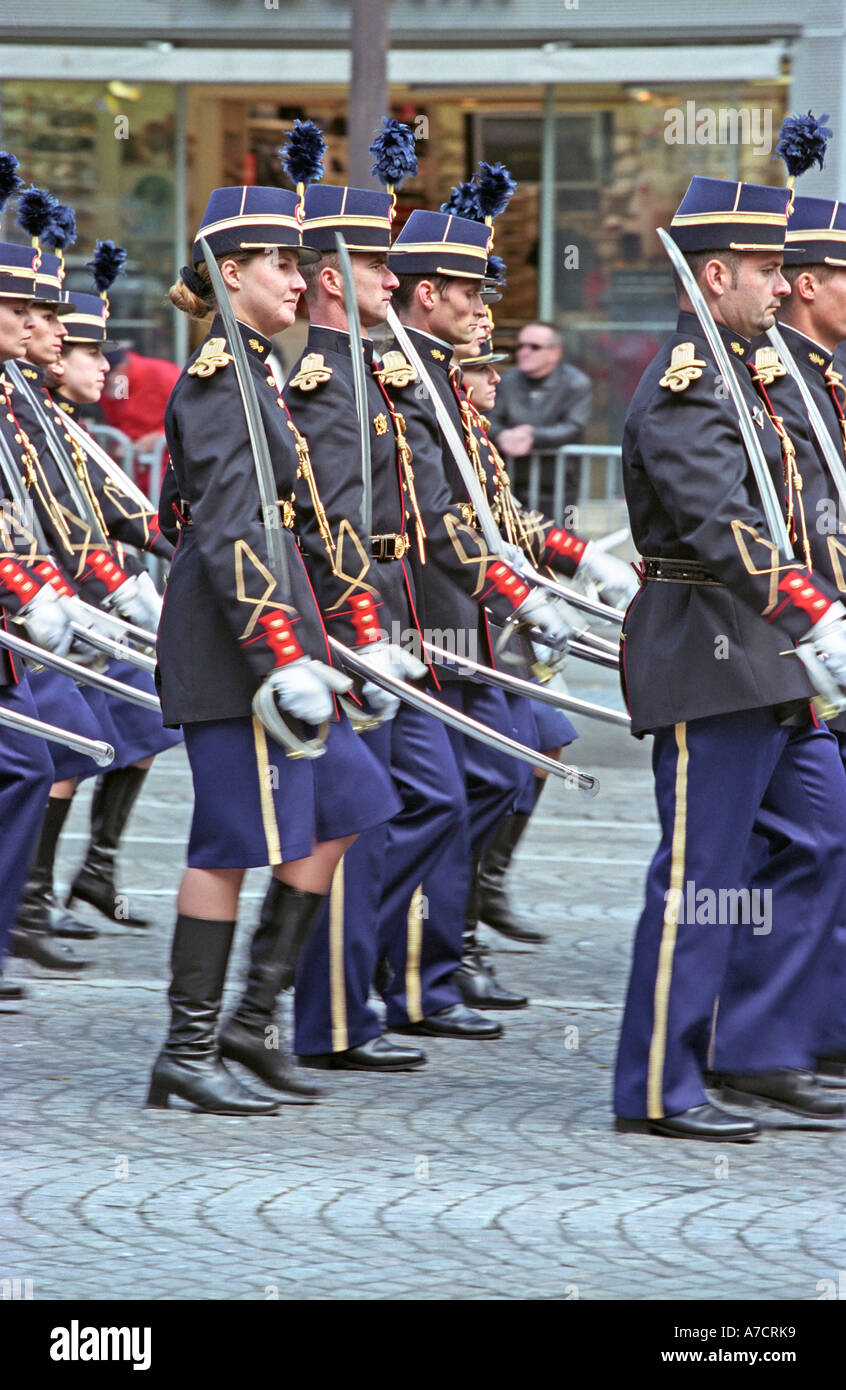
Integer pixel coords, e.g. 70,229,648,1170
67,767,150,927
18,797,98,941
454,859,528,1011
477,789,547,943
219,880,326,1100
147,915,281,1114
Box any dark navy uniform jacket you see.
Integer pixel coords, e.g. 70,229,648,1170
621,310,836,736
380,328,534,678
157,317,331,726
283,325,413,647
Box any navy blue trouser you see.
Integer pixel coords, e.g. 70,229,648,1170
294,703,465,1054
0,676,55,965
614,708,846,1120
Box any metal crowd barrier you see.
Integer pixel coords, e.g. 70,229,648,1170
88,424,168,586
508,444,625,535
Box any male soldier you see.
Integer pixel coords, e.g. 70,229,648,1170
286,183,543,1066
614,176,846,1141
712,193,846,1092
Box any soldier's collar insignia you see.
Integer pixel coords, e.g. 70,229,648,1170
730,341,745,355
289,352,332,391
188,337,233,378
809,350,826,366
58,399,74,413
248,337,265,354
21,366,39,380
373,412,389,435
378,349,417,388
752,346,786,385
429,346,446,361
659,342,707,393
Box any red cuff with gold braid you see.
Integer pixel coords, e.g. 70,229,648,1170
349,594,382,647
147,512,162,545
543,527,586,566
769,570,832,624
84,550,128,594
0,558,41,606
257,610,305,667
33,560,75,598
482,561,531,609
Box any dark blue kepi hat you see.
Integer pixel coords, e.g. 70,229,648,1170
302,185,394,253
388,209,490,279
32,251,75,312
0,241,36,299
192,185,320,267
783,194,846,267
669,178,790,253
59,290,115,345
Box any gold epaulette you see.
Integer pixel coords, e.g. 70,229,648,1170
187,337,233,378
659,342,707,393
378,350,417,388
288,352,332,391
752,346,786,386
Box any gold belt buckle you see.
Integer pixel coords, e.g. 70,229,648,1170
392,533,409,559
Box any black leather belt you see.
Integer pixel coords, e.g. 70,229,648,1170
642,557,723,586
371,532,410,561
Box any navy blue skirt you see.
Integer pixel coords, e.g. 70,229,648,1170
81,658,183,769
28,667,112,781
183,712,399,869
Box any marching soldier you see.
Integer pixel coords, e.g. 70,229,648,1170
147,184,400,1113
284,142,519,1067
614,175,846,1141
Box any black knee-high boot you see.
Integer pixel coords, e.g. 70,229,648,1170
218,880,326,1100
17,796,98,941
147,915,281,1114
67,766,151,927
476,778,548,943
454,858,529,1010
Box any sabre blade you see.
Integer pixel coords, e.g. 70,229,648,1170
0,627,160,710
70,622,157,673
0,703,113,766
329,635,599,794
59,409,157,513
334,233,372,534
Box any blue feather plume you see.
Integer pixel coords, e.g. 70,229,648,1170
42,203,77,252
475,161,516,220
440,180,481,220
370,118,418,190
486,253,506,282
280,120,326,188
775,111,832,178
17,187,58,240
86,240,127,293
0,152,23,213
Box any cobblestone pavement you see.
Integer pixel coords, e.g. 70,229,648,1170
2,666,846,1302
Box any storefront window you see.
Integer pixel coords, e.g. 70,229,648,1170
0,81,178,360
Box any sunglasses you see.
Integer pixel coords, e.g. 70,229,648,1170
516,341,553,351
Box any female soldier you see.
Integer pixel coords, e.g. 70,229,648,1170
148,186,398,1115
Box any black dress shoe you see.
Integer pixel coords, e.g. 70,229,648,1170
717,1069,846,1118
454,955,528,1010
615,1102,760,1142
300,1036,427,1071
396,1003,503,1039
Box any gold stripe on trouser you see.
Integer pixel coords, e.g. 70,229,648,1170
329,857,348,1053
646,722,689,1119
405,884,424,1023
251,716,282,866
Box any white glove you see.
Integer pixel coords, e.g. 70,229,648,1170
803,601,846,688
104,573,160,633
575,541,638,609
500,541,536,581
263,657,352,723
19,584,73,655
133,570,164,624
355,639,427,720
514,588,578,652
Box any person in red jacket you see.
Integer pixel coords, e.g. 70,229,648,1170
99,347,181,492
